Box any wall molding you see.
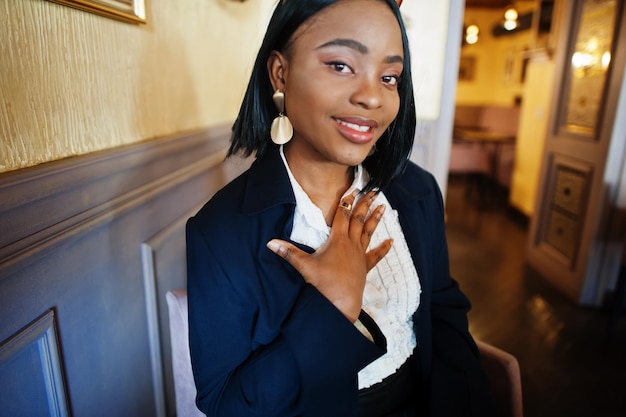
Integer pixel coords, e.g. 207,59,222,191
0,126,231,277
0,310,70,417
141,210,198,417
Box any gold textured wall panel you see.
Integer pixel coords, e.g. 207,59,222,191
0,0,273,173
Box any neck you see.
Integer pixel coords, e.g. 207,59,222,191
284,145,354,225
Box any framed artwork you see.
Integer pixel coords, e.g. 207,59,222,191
458,56,476,81
46,0,146,24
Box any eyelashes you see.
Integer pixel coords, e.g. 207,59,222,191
325,61,401,87
326,61,353,74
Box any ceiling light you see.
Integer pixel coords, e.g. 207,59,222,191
504,20,518,31
504,7,518,21
466,24,479,36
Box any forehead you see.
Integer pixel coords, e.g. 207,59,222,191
288,0,403,56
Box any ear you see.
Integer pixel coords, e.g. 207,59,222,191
267,50,288,91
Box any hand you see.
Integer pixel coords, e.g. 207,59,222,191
267,191,393,322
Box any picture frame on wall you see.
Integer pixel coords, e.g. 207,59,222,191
46,0,146,24
458,56,476,81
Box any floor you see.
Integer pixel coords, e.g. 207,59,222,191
444,175,626,417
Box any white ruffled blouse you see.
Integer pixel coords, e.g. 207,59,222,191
279,147,421,389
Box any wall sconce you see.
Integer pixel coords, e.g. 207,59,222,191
503,6,518,31
463,24,480,45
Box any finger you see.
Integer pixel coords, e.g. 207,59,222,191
348,191,377,241
365,239,393,271
331,191,357,231
267,239,308,274
361,204,386,249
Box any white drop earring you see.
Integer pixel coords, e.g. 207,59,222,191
270,89,293,145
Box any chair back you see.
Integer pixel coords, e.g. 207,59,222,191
166,289,205,417
476,339,524,417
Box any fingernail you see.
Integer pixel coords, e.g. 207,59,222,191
267,240,280,252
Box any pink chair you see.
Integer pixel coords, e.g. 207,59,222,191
166,289,205,417
477,339,524,417
448,141,491,176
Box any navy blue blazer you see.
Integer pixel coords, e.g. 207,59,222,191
187,145,497,417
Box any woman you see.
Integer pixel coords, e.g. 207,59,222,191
186,0,498,416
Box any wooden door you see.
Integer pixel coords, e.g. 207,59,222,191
527,0,626,304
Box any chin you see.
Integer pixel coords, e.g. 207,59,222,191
337,153,370,167
320,142,373,167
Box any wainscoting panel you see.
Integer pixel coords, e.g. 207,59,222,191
0,126,251,416
141,209,198,417
0,310,70,417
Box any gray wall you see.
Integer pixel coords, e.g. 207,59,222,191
0,126,250,417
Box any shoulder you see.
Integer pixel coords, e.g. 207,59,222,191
387,161,441,201
188,150,295,244
193,169,249,228
400,161,438,184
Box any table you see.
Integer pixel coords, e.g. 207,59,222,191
452,127,516,178
451,127,517,209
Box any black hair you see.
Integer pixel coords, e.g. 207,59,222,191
228,0,416,192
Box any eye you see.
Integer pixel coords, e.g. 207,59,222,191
326,61,353,74
382,74,400,86
382,74,399,86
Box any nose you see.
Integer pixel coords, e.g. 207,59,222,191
350,75,383,110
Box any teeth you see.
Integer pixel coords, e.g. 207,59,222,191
337,119,371,132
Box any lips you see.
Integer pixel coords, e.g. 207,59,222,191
333,117,378,144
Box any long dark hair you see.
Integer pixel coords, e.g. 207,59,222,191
228,0,416,192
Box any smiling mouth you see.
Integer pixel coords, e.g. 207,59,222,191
335,119,373,132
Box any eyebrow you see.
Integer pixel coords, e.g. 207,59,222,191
316,38,404,64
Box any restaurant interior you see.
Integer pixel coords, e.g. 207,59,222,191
448,1,626,416
0,0,625,416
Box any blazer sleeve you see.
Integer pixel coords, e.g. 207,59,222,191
425,175,498,417
186,216,386,417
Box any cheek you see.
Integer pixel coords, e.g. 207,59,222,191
384,95,401,126
284,89,316,127
285,83,337,125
